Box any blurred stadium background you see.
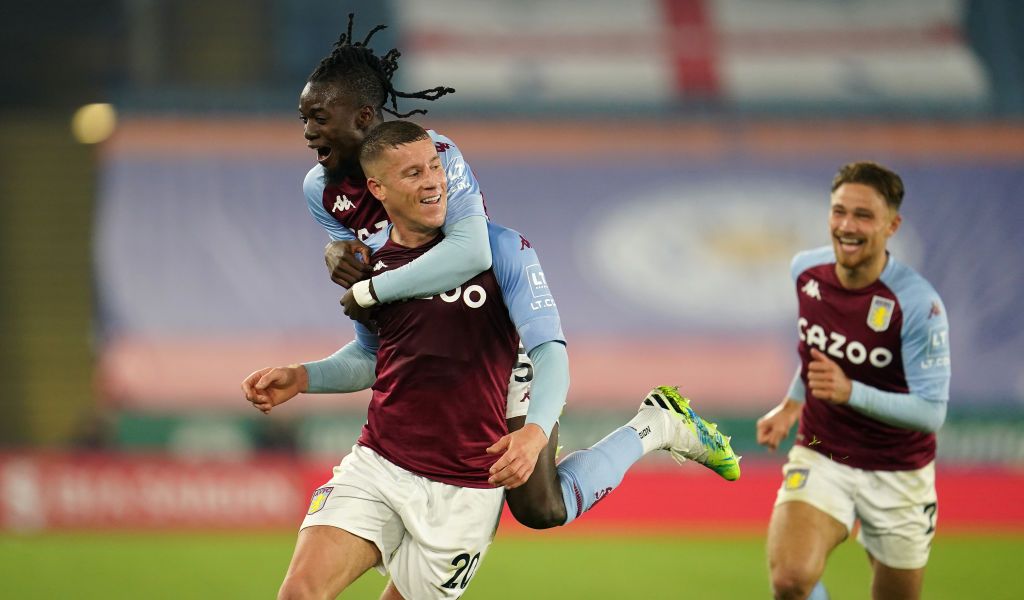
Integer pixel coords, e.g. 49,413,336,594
2,0,1023,598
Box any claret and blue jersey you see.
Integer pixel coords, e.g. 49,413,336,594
790,246,951,471
300,128,566,487
303,130,486,241
350,222,565,488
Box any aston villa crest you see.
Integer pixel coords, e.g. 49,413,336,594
784,468,809,490
307,486,334,515
867,295,895,332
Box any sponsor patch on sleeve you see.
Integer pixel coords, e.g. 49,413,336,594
446,156,469,193
927,326,950,358
526,264,550,298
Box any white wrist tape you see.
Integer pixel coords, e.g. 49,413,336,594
352,279,378,308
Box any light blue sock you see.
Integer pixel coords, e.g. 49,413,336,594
807,581,830,600
557,426,644,525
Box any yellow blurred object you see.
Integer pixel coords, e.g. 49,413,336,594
71,103,118,144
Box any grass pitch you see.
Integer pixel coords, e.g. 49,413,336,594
1,530,1020,598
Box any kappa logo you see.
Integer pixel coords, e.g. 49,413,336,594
801,279,821,300
784,468,809,490
307,486,334,515
867,295,896,332
372,260,387,272
332,194,355,212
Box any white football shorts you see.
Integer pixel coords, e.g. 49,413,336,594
505,344,532,420
775,445,937,569
301,445,504,599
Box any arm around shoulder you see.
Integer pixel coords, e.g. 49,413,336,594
370,214,491,303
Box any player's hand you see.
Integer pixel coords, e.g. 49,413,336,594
756,398,802,451
241,365,308,414
807,348,852,405
341,289,378,331
486,424,548,489
325,240,371,288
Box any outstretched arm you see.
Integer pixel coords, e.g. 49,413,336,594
242,364,309,414
302,339,378,393
241,324,380,414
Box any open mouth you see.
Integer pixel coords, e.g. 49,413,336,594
315,146,332,164
836,235,864,253
420,194,441,205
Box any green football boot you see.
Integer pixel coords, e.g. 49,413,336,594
641,385,741,481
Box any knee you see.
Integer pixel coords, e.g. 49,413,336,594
508,497,567,530
769,564,817,600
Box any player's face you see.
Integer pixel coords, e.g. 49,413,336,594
829,182,901,273
298,82,377,176
369,138,448,236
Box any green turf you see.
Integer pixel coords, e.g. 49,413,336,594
1,531,1020,598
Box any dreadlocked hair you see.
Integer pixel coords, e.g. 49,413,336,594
308,13,455,118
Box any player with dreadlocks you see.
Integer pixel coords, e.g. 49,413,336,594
255,14,740,599
296,14,578,533
299,13,469,289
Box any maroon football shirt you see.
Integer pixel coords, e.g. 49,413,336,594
320,175,389,240
356,234,518,488
794,255,935,471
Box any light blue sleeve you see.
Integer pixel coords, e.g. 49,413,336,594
368,132,490,303
892,275,951,402
786,247,831,401
304,166,355,242
488,222,565,353
301,322,380,393
490,222,567,437
431,131,487,226
302,340,377,393
371,215,490,303
790,246,835,282
847,263,951,431
525,341,570,437
785,365,805,402
848,382,947,433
